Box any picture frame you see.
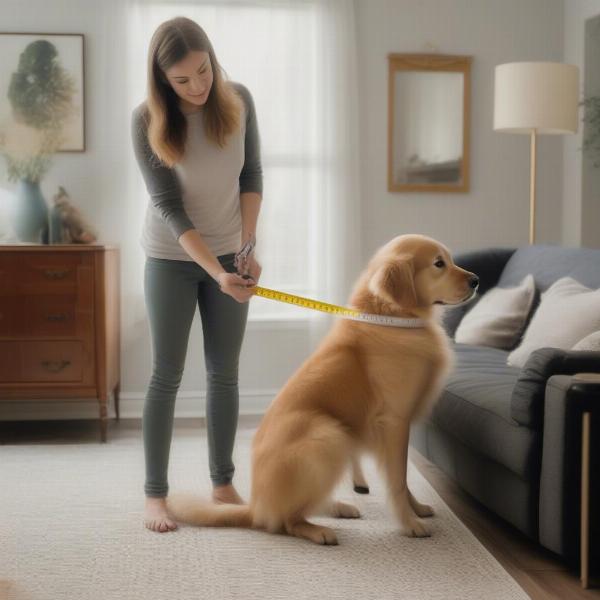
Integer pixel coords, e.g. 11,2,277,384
388,53,471,193
0,32,85,152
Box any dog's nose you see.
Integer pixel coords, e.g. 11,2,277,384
469,275,479,289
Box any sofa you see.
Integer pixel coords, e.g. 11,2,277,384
410,245,600,568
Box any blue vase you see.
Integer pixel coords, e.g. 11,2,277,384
14,179,49,244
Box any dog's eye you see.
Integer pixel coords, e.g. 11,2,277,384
434,259,445,268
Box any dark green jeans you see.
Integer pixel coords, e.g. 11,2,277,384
143,253,249,497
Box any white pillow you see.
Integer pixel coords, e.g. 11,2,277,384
507,277,600,368
455,274,535,350
572,331,600,352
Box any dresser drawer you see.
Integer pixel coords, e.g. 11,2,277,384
21,340,88,383
18,253,94,303
0,297,18,336
21,294,80,337
0,340,93,383
0,341,21,381
0,293,95,340
0,255,16,296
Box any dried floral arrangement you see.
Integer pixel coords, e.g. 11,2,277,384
0,39,75,182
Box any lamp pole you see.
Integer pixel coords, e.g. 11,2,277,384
529,129,537,245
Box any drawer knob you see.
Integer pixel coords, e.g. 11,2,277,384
44,269,70,279
46,313,69,322
41,359,71,372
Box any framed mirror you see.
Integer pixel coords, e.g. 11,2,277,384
388,53,471,193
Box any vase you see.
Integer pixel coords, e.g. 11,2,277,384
13,179,49,244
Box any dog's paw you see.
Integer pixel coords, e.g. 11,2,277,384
412,502,434,518
313,526,339,545
399,518,431,538
332,501,361,519
288,522,339,545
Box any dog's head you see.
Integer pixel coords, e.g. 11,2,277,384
355,234,478,317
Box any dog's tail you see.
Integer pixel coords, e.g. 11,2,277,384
166,492,254,529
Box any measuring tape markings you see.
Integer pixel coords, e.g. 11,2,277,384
251,285,425,329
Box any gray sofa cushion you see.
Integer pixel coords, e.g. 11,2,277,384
429,344,540,480
498,244,600,292
512,347,600,429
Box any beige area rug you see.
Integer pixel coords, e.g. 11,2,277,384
0,426,529,600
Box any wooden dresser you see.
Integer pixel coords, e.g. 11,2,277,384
0,244,120,442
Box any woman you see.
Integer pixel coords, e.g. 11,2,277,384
131,16,262,533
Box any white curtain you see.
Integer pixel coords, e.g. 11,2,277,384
120,0,361,348
307,0,362,349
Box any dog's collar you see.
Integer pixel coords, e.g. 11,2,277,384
344,312,426,328
350,291,478,328
347,291,478,328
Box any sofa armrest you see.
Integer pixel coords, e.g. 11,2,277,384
443,247,516,337
511,347,600,429
539,374,600,564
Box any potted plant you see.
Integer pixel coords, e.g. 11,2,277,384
0,39,75,243
580,95,600,168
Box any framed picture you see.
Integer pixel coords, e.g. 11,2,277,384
0,32,85,152
388,53,471,193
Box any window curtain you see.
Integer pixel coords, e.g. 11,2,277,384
306,0,361,350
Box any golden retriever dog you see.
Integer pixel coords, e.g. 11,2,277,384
167,234,479,544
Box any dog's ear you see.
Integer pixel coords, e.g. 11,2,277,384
368,254,417,309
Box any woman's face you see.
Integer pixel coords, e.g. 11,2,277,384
164,50,213,111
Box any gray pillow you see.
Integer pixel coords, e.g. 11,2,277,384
508,277,600,368
455,274,535,350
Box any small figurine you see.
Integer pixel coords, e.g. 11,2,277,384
49,186,97,244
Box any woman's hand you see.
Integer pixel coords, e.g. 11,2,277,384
217,272,256,303
242,254,262,285
235,236,262,285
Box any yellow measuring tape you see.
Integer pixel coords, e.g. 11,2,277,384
252,286,359,318
250,285,425,328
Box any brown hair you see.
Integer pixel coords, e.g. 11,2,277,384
142,16,242,167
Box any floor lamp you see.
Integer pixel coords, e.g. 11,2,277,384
493,61,579,244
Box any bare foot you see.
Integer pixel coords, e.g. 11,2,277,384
144,496,178,532
212,483,245,504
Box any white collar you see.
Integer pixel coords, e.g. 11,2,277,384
344,312,426,328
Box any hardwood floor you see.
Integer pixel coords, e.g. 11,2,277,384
1,415,598,599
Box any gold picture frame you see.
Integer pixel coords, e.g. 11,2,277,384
388,53,471,193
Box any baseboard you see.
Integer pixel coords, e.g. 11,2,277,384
0,389,276,421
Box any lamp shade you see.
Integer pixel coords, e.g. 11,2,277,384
493,61,579,134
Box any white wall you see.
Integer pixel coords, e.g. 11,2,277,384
0,0,574,421
356,0,565,259
563,0,600,248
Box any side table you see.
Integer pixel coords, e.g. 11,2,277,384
571,372,600,589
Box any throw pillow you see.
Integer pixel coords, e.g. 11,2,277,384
455,274,535,350
507,277,600,368
572,331,600,352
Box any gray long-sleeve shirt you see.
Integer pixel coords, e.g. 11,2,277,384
131,82,262,260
